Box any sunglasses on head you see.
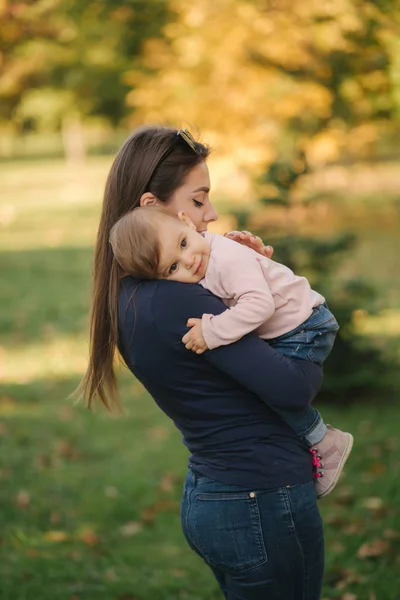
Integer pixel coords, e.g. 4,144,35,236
177,128,199,153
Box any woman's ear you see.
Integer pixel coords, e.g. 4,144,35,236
178,211,196,229
140,192,158,207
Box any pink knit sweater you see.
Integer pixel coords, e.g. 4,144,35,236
199,232,324,349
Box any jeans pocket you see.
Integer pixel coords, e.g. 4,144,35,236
308,329,338,364
192,491,267,573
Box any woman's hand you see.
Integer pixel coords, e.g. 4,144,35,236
225,231,274,259
182,318,209,354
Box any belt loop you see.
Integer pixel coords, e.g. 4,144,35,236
188,465,197,485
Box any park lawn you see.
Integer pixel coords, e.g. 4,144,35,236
0,158,399,599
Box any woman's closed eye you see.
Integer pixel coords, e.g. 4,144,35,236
192,199,204,208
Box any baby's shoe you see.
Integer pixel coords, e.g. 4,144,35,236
310,425,353,499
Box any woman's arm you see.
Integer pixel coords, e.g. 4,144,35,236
156,283,323,411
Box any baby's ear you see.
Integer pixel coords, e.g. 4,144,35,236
178,211,196,229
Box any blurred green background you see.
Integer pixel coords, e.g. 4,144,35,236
1,1,400,599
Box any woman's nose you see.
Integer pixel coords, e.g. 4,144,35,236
204,203,218,223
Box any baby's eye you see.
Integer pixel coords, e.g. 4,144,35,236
181,238,187,249
169,262,178,274
193,199,204,208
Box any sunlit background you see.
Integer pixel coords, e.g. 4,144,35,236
1,2,400,599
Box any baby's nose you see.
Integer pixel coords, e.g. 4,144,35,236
184,255,195,269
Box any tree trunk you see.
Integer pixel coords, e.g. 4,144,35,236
61,113,86,165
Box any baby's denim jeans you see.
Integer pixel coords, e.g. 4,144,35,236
268,302,339,445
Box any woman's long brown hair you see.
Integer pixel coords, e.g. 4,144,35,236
78,126,210,409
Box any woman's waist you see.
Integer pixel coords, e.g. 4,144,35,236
187,440,313,489
179,415,299,450
183,421,312,488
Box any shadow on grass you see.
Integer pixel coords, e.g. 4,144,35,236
0,246,93,346
1,373,400,598
0,374,222,600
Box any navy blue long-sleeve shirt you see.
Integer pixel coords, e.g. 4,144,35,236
118,276,323,488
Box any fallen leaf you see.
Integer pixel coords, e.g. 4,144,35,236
330,541,345,554
361,497,383,510
335,568,363,589
343,520,364,535
80,529,101,546
383,529,399,539
357,539,391,558
16,490,30,508
324,514,346,526
57,440,80,460
146,426,169,441
159,472,176,493
368,462,386,475
171,569,185,577
332,485,356,506
141,499,178,525
120,522,142,537
45,530,69,542
105,568,119,582
49,512,62,525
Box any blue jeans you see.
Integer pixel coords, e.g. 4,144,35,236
181,470,324,600
268,303,339,445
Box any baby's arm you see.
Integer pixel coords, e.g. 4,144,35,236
184,246,275,352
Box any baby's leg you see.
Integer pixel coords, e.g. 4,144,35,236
267,304,339,444
267,309,353,498
273,404,326,446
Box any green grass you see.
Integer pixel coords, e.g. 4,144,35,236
1,158,400,599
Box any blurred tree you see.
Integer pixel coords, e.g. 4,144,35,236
241,154,396,401
0,0,170,160
127,0,400,170
126,0,400,400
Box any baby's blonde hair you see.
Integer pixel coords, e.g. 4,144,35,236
109,205,178,279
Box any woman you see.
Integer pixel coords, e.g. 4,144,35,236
81,126,325,599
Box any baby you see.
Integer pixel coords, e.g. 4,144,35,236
110,205,353,498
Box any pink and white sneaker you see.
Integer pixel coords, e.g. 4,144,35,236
310,425,354,499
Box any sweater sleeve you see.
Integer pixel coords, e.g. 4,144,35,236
155,282,322,411
201,247,275,349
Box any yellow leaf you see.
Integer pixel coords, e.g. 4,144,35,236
45,530,69,542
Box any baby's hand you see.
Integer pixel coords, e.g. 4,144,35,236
182,318,209,354
225,230,274,258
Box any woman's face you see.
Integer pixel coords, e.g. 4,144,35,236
163,162,218,233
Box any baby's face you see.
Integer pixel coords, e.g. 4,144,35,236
157,215,210,283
